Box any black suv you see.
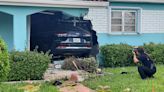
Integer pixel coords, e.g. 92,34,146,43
30,11,98,57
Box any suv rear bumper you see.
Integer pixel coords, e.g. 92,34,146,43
52,48,91,56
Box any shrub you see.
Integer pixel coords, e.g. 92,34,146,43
100,44,133,67
142,42,157,54
0,38,9,82
143,43,164,64
8,50,52,81
100,43,164,67
61,57,98,73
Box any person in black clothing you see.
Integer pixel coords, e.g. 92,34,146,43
133,47,156,79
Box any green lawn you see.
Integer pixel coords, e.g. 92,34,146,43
1,65,164,92
83,65,164,92
0,83,59,92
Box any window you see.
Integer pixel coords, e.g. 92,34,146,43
111,10,136,33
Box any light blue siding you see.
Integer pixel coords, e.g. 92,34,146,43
97,33,164,46
0,12,13,51
13,14,27,51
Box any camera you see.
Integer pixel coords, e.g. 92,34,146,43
132,48,138,54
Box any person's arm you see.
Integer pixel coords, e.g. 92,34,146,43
133,52,139,63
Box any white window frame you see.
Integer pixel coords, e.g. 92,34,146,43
108,6,142,35
112,10,137,33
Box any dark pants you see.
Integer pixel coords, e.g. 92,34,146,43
138,66,156,79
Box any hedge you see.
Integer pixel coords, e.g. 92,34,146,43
143,43,164,64
8,50,52,81
0,38,10,82
100,44,133,67
100,43,164,67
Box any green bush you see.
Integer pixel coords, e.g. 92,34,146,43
0,38,9,82
100,43,164,67
8,50,52,81
61,57,98,73
143,43,164,64
100,44,133,67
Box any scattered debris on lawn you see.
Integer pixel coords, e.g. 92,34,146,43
123,88,131,92
17,84,41,92
96,85,111,92
44,69,89,82
52,80,63,86
44,61,115,92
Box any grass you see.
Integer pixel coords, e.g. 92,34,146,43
0,83,59,92
1,65,164,92
83,65,164,92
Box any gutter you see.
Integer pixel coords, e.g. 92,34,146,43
109,0,164,4
0,0,109,8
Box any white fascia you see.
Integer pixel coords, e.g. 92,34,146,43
0,0,109,8
109,0,164,4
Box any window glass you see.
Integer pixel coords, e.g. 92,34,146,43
112,11,122,18
125,19,135,25
112,19,122,24
111,10,136,33
125,12,135,19
124,26,135,32
111,26,122,32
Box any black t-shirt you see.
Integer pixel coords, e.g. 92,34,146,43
137,54,154,69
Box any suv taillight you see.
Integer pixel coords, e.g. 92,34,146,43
56,32,67,37
57,44,68,48
86,44,91,47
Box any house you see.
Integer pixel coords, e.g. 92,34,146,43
86,0,164,46
0,0,108,51
1,0,164,51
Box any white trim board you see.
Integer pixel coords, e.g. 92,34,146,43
109,0,164,4
0,0,109,8
110,6,142,10
142,32,164,33
27,16,31,50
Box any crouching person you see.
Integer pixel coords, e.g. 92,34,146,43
132,47,156,79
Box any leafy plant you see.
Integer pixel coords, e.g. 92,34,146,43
8,50,52,81
100,43,164,67
0,38,10,82
143,43,164,64
100,44,133,67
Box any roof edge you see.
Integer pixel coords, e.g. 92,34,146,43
109,0,164,4
0,0,109,8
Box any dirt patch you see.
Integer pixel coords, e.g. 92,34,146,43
59,82,95,92
44,64,89,82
